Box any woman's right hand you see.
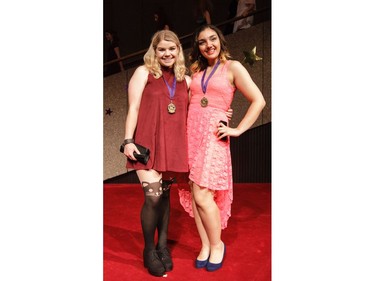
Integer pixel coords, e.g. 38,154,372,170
124,143,140,161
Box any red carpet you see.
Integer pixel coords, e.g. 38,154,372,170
104,183,271,281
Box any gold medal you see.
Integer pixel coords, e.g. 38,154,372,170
167,102,176,114
200,96,208,107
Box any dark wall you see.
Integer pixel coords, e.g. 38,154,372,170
104,0,195,57
230,122,271,183
104,0,271,58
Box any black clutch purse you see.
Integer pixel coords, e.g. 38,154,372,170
120,142,150,165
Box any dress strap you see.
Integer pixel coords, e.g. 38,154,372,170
222,60,232,72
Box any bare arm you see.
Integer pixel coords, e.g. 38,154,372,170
243,3,256,17
203,10,211,24
185,75,192,102
219,60,265,138
123,65,148,159
114,46,124,71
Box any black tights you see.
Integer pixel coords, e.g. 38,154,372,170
141,180,172,252
156,187,171,249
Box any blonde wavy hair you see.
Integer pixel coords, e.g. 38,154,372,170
143,30,187,82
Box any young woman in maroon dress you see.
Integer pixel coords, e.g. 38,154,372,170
122,30,191,277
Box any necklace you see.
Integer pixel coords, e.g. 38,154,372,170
162,74,177,114
200,60,221,107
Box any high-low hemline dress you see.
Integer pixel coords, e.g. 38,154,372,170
178,61,236,229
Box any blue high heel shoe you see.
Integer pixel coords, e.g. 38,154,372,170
195,257,209,269
206,243,226,272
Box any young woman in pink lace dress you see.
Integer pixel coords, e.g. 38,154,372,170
178,24,266,271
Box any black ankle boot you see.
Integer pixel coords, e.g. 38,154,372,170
157,247,173,271
143,249,166,277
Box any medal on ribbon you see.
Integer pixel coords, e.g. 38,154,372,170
200,60,221,107
162,74,177,114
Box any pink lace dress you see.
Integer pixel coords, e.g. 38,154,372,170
178,61,236,229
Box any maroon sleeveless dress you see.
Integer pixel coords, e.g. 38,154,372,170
126,67,189,173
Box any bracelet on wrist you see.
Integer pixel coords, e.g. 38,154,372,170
123,138,134,145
